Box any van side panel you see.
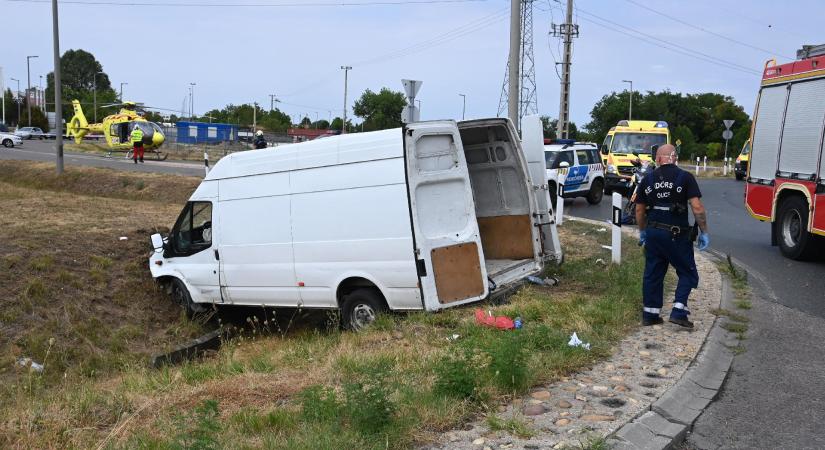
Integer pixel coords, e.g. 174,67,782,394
218,172,300,305
290,157,421,310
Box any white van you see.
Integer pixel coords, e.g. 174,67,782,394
149,118,555,329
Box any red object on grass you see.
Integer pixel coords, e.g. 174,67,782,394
474,309,515,330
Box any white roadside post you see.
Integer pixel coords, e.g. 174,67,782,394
695,157,700,175
703,156,707,172
611,192,622,264
204,151,209,176
555,171,565,226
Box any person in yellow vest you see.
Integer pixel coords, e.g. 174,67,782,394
131,125,144,164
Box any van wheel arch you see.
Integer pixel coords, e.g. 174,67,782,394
159,276,209,318
337,277,389,330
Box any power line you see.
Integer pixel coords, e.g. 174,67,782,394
282,7,507,98
575,7,761,76
8,0,487,6
620,0,793,61
353,7,508,66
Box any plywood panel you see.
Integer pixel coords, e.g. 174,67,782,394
431,242,485,304
477,215,534,260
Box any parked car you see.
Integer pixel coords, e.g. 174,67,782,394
149,118,555,328
544,140,605,207
1,132,24,148
16,127,46,139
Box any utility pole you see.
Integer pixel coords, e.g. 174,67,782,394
52,0,63,174
189,82,196,119
120,82,127,102
459,93,466,120
340,65,352,134
507,0,521,131
1,67,5,125
622,79,633,120
39,75,43,111
11,78,20,126
26,55,38,126
552,0,578,139
269,94,277,111
253,102,257,131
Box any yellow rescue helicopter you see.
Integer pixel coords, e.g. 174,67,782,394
66,100,168,160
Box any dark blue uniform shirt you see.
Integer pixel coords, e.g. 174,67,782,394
636,164,701,228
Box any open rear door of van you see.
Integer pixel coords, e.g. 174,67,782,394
404,122,489,311
521,115,563,263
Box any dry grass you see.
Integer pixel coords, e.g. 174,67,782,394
0,161,647,449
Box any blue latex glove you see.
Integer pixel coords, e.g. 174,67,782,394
638,229,647,247
697,232,710,251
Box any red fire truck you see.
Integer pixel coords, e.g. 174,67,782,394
745,44,825,260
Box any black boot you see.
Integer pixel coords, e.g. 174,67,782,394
669,317,694,329
642,316,663,326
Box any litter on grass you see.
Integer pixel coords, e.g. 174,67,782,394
601,245,612,251
568,332,591,350
526,275,560,287
446,334,460,341
119,236,128,241
597,228,607,232
475,309,516,330
17,357,44,372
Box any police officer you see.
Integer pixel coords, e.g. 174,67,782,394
635,144,709,328
131,125,144,164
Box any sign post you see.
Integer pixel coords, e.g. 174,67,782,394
611,192,622,264
401,79,422,124
555,173,565,226
722,120,735,176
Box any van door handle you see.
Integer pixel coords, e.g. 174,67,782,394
214,249,220,261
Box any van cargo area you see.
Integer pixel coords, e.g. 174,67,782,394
459,121,541,288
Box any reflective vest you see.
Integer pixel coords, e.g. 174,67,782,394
131,127,144,144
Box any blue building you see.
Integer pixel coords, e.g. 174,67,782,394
176,121,238,144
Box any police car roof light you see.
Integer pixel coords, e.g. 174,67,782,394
552,139,576,145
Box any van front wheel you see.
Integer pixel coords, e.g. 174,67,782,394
341,288,386,331
170,278,209,319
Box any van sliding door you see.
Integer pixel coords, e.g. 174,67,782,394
404,122,489,311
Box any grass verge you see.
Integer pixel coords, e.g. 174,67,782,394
0,163,646,449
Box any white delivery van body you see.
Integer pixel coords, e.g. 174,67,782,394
150,118,548,323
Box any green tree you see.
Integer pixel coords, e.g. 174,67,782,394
539,115,579,140
313,119,330,130
44,49,117,122
352,88,406,131
584,90,752,160
330,116,355,133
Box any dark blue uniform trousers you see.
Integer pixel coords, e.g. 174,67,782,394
643,227,699,320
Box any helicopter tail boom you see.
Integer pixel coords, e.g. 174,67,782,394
67,100,90,144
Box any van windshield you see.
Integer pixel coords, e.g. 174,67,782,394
741,141,751,155
612,133,667,154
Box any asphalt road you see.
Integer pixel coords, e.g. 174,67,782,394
0,139,204,177
4,143,824,447
566,178,825,449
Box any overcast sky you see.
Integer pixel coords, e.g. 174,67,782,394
1,0,822,127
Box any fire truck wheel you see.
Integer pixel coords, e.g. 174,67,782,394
777,196,818,260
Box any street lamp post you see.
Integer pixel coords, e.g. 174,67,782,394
93,71,104,123
459,93,466,120
622,79,633,121
10,77,20,126
340,66,352,134
120,82,127,102
39,75,43,111
26,55,38,126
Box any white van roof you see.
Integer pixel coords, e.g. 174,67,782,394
205,128,403,180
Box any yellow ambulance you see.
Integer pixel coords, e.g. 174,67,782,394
734,139,750,181
600,120,670,194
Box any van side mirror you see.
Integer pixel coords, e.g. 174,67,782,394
151,233,164,252
600,145,608,155
559,161,570,168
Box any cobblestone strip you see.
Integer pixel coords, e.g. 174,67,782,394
607,254,736,450
429,218,724,450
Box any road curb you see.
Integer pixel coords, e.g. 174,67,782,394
606,254,738,450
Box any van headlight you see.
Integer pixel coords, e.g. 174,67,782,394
607,164,617,174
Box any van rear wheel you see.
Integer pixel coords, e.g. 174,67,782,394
341,288,387,331
170,278,209,319
777,196,818,260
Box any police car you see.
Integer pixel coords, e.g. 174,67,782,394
544,140,604,207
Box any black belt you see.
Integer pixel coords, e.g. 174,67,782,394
647,221,691,237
